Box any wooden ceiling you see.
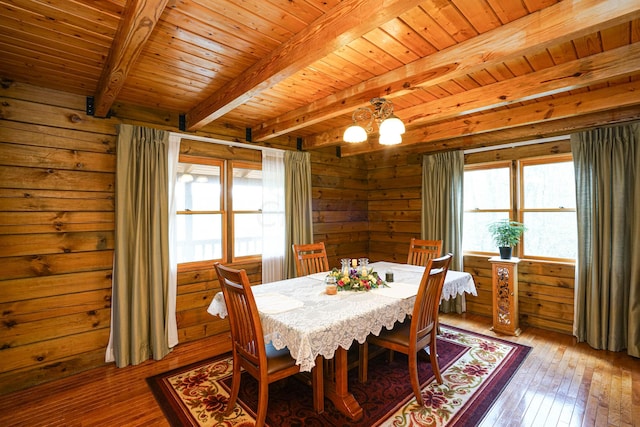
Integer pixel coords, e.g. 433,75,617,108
1,0,639,156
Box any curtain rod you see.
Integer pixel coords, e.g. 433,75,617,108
169,131,285,154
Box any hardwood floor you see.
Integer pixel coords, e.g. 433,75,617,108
0,314,637,426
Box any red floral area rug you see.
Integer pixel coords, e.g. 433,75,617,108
147,325,530,426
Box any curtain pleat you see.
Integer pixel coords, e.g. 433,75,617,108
107,124,173,367
284,151,313,279
571,122,640,357
422,151,465,313
262,150,286,283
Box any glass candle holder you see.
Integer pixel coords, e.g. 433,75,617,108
325,275,337,295
358,258,369,275
341,258,350,276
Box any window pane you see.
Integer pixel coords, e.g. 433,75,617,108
523,161,575,208
523,212,577,259
176,163,221,211
233,167,262,211
463,211,510,252
176,214,222,263
464,168,510,210
234,213,262,257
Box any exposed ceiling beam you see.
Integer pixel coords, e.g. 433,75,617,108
339,80,640,156
305,42,640,149
185,0,426,131
93,0,169,118
254,0,640,142
403,105,640,157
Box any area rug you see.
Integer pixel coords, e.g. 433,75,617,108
147,325,530,426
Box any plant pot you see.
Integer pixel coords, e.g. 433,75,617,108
499,246,512,259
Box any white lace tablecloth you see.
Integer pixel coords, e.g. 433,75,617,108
207,262,476,372
371,262,477,301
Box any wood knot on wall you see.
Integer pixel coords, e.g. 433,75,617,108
0,78,14,89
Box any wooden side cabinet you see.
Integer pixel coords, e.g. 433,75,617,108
489,256,521,336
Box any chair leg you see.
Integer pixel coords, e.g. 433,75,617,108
255,380,269,427
430,334,443,384
408,352,423,406
225,356,241,415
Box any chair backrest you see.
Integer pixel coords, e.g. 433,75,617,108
214,262,266,369
406,238,443,266
292,242,329,276
411,253,452,343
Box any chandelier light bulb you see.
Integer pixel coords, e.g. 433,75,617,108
379,132,402,146
343,124,368,143
379,115,405,135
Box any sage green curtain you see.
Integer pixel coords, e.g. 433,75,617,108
284,151,314,279
571,122,640,358
422,150,465,313
110,124,172,367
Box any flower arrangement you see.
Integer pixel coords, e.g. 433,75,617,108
329,266,388,291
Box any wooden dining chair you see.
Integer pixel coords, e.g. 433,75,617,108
214,262,321,426
406,238,443,266
362,253,452,406
292,242,329,276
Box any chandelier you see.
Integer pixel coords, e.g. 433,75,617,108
343,98,405,145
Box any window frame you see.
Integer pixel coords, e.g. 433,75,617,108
463,161,514,257
463,153,576,263
176,155,263,271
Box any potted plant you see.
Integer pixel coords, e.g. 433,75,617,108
488,219,526,259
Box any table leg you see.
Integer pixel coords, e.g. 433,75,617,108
312,355,324,413
323,347,363,421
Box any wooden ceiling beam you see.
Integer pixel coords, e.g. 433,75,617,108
305,42,640,149
339,80,640,156
93,0,169,118
406,105,640,157
254,0,640,142
185,0,426,131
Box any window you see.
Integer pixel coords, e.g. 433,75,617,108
230,162,263,259
176,158,262,267
520,156,576,260
463,154,576,261
462,162,512,253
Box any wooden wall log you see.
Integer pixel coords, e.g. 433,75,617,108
0,252,114,281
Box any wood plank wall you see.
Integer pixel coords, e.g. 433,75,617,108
0,85,119,394
366,151,423,262
311,149,370,267
0,82,576,396
0,82,288,394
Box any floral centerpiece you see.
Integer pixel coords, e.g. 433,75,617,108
328,266,388,291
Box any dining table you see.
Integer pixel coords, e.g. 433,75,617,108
207,261,477,420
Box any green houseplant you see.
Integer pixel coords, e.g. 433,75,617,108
488,219,526,259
